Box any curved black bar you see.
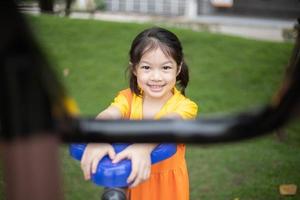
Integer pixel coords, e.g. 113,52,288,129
61,105,297,144
60,24,300,143
0,0,299,145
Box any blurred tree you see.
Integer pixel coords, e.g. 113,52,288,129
65,0,74,16
94,0,105,10
33,0,74,16
38,0,54,13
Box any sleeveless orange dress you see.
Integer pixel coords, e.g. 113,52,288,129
111,88,198,200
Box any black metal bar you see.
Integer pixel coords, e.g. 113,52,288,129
56,22,300,143
1,1,299,145
57,19,300,144
60,103,298,144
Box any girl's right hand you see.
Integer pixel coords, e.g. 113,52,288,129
80,143,116,180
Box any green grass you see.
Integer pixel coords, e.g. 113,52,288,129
2,14,299,200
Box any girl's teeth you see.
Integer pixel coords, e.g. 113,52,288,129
150,85,163,89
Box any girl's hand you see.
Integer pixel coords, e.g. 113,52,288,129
112,143,157,188
81,143,116,180
80,106,121,180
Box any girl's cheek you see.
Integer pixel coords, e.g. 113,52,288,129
166,72,178,80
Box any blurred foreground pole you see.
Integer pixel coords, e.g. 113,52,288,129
1,135,62,200
0,1,65,199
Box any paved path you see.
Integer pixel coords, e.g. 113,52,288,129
25,8,296,42
193,15,296,42
69,11,296,42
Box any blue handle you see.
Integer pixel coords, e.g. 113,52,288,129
69,143,176,187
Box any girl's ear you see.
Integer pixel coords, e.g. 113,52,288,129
130,62,137,76
176,63,182,76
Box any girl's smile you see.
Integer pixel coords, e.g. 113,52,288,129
147,83,167,92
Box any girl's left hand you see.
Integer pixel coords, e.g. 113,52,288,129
112,143,157,188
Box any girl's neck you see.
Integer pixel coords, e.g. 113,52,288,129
142,91,174,119
144,90,173,104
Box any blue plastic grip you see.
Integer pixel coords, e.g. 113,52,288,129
69,143,176,187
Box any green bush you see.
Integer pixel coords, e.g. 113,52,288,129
94,0,106,10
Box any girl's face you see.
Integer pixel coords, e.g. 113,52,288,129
134,47,180,100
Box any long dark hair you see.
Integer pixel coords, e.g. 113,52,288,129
128,27,189,96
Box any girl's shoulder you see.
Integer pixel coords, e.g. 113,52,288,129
118,88,131,95
118,88,133,103
171,88,198,118
174,88,197,105
176,95,198,112
111,88,133,119
119,88,132,94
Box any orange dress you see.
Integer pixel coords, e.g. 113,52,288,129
111,88,198,200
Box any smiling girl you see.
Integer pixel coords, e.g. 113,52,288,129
81,27,198,200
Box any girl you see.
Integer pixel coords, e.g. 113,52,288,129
81,27,198,200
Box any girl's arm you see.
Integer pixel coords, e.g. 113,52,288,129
81,106,122,180
111,113,183,188
96,106,123,119
112,143,157,188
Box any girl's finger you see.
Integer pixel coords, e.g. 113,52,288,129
80,149,89,168
81,159,92,180
143,165,150,180
107,147,116,160
127,159,138,184
112,151,129,164
91,152,105,174
129,164,144,188
80,152,90,178
130,176,142,188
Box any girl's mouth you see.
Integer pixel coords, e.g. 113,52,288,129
147,84,165,92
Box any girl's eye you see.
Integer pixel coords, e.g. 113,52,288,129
162,66,172,70
141,65,150,70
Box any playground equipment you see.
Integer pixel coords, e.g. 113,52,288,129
69,143,176,187
70,143,176,199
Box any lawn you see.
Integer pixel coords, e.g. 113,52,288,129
2,14,300,200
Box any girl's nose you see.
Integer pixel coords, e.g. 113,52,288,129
150,70,162,81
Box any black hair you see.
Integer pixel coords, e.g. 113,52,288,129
128,27,189,96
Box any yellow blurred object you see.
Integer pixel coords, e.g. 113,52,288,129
279,184,297,196
64,97,80,116
63,68,70,77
